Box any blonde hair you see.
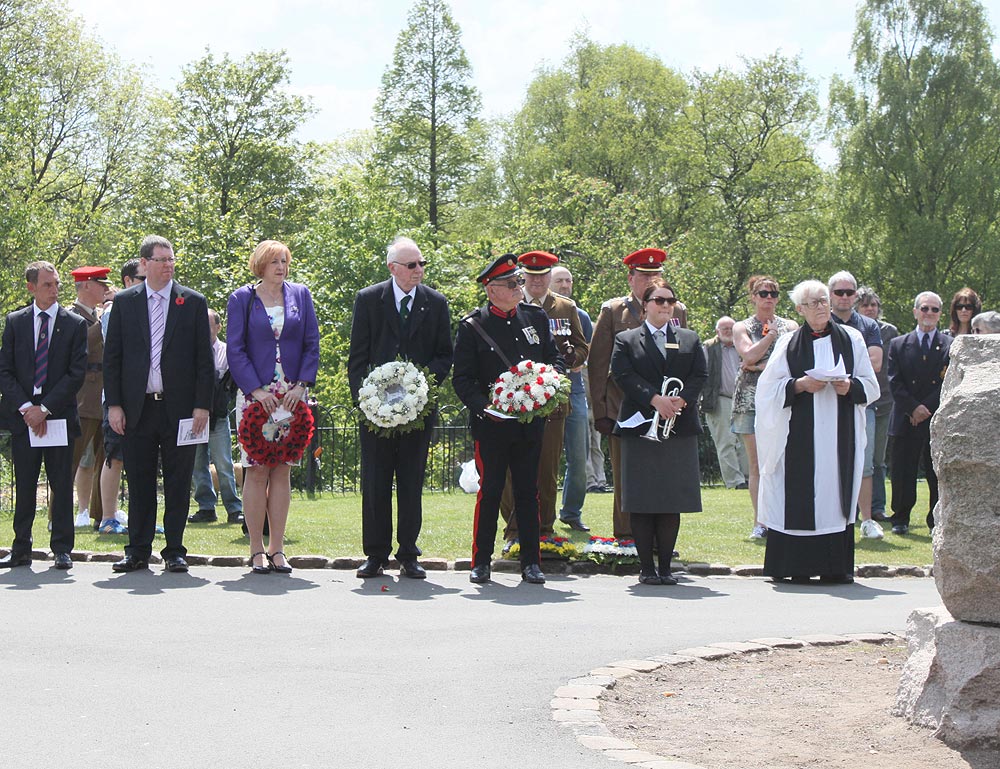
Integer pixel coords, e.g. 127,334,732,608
249,240,292,278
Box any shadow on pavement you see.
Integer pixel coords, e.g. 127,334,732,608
351,578,462,600
93,570,212,594
461,577,580,605
216,574,320,594
625,579,727,600
0,566,75,590
767,580,907,600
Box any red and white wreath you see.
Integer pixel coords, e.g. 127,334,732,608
490,360,570,423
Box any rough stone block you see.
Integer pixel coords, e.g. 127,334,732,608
590,667,638,678
330,557,363,569
603,749,664,763
568,675,616,688
184,554,208,565
287,555,328,569
569,560,600,575
895,565,929,577
673,646,734,660
856,563,891,578
209,555,246,567
843,632,898,645
421,557,448,571
647,654,697,665
607,659,662,672
686,562,731,575
88,551,123,562
69,551,89,562
492,558,520,573
577,735,635,750
795,634,851,646
895,606,1000,753
552,709,600,723
550,697,599,710
748,637,804,649
554,684,604,699
709,641,771,654
732,565,764,576
453,558,472,570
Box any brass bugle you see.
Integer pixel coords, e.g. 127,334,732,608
641,377,684,442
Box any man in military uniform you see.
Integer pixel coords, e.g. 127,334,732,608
588,248,687,541
68,266,113,528
452,254,565,584
499,251,589,544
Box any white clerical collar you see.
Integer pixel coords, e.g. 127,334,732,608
145,280,173,302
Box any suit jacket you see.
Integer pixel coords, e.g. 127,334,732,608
610,324,707,438
347,279,453,402
70,301,104,420
103,281,214,429
226,282,320,395
452,303,564,440
0,304,88,437
887,329,952,437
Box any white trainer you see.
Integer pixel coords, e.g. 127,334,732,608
750,524,767,539
860,518,885,539
74,509,91,528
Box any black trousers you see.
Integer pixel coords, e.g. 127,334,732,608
472,420,542,568
359,422,433,562
889,427,937,527
11,432,74,555
121,399,196,560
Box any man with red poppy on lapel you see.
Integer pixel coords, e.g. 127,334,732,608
103,235,214,573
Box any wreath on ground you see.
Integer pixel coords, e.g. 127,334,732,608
490,360,570,423
237,398,315,466
583,536,640,566
358,360,439,437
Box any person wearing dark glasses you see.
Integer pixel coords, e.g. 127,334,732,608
828,271,884,540
731,275,798,540
886,291,952,535
945,288,982,337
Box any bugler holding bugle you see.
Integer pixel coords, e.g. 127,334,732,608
610,278,707,586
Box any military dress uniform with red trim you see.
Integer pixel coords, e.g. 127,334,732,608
452,264,565,571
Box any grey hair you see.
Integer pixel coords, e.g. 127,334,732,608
386,236,419,265
856,285,880,309
913,291,942,309
971,311,1000,334
828,270,857,291
715,315,736,330
789,279,829,306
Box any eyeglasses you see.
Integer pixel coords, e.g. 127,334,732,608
803,297,830,308
755,290,779,299
493,276,525,289
647,296,678,306
955,303,977,311
392,260,428,269
147,256,176,264
832,288,857,297
919,305,942,313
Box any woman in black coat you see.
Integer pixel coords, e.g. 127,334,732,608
610,279,707,585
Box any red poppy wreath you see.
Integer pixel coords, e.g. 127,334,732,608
237,398,315,466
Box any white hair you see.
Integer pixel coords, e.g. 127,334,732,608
789,279,828,306
971,311,1000,334
715,315,736,330
386,236,420,265
827,270,857,290
913,291,942,309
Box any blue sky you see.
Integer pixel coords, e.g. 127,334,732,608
65,0,1000,145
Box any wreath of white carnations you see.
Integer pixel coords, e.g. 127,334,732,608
490,359,570,423
358,360,439,437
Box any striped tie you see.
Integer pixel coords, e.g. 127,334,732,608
34,311,49,390
149,293,165,375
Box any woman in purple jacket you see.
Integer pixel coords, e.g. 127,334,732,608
227,240,320,575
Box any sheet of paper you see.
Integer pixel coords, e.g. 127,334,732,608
177,418,209,445
271,406,293,423
484,408,517,420
617,411,653,429
806,358,848,382
29,419,68,447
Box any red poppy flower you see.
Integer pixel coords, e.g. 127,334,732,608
175,296,185,306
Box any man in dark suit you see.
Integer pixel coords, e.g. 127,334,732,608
452,254,565,585
349,237,453,579
103,235,214,572
0,261,88,569
887,290,952,535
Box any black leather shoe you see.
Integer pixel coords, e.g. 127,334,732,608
188,510,218,523
356,557,387,578
267,552,292,574
638,572,661,585
871,511,888,522
891,524,909,535
227,512,245,525
469,564,491,584
164,556,189,573
521,564,545,584
659,572,678,585
0,552,31,568
53,552,73,570
112,555,149,572
560,518,591,532
399,560,426,579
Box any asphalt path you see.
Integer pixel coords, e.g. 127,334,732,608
0,564,940,768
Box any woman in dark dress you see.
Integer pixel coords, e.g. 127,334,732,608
610,279,707,585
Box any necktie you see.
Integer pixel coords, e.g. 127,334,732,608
654,329,667,358
34,311,49,390
399,295,411,326
921,333,931,355
149,293,165,375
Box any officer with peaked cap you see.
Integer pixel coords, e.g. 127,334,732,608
452,254,565,584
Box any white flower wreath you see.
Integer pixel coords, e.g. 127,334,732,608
490,359,570,423
358,360,438,436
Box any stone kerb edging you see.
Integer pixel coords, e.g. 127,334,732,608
0,549,934,577
551,632,899,769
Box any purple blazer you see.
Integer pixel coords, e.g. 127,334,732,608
226,281,320,396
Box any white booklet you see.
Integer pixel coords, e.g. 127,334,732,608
617,411,653,429
176,418,210,445
29,419,68,447
484,408,517,420
806,358,848,382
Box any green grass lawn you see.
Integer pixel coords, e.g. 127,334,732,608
17,481,936,566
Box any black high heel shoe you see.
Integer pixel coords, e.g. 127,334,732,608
250,551,271,575
267,551,292,574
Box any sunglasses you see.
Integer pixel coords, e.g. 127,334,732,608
919,305,941,313
803,297,830,308
832,288,856,297
494,276,525,289
755,290,780,299
647,296,678,306
392,260,428,269
955,303,977,311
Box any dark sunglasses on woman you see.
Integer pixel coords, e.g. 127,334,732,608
647,296,678,306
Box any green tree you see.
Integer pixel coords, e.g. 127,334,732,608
830,0,1000,308
372,0,483,233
